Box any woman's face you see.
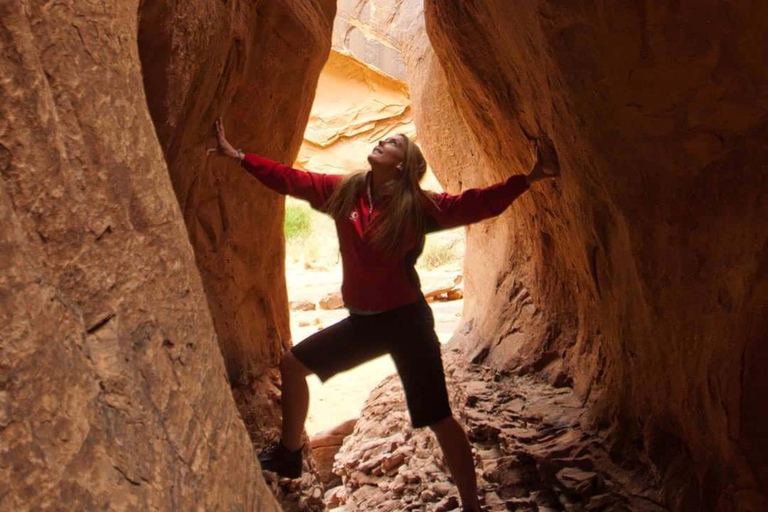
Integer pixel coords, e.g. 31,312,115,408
368,135,406,171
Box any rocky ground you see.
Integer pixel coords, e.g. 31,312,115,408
265,344,668,511
262,266,668,511
325,347,668,511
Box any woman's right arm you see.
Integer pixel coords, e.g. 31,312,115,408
207,117,341,209
240,153,342,210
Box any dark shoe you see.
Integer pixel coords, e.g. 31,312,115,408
257,440,302,479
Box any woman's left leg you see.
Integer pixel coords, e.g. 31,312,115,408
430,415,480,512
389,300,481,511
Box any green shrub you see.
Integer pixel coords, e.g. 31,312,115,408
284,201,312,242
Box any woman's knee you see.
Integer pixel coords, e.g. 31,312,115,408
280,351,311,379
428,414,457,435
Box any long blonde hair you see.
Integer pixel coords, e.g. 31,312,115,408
323,135,436,253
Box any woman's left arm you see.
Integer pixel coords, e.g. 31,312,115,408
428,144,559,231
428,175,531,231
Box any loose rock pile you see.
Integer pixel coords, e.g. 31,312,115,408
326,347,668,511
311,419,360,486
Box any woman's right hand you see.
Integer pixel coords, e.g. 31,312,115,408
206,117,240,159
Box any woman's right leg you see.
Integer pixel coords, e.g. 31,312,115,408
260,316,387,478
279,351,312,451
278,314,388,451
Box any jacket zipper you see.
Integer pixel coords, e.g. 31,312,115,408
366,173,374,216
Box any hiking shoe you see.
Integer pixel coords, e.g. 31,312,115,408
257,441,302,479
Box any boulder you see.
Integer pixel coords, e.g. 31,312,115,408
319,291,345,310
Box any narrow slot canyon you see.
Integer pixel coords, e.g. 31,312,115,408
1,1,766,512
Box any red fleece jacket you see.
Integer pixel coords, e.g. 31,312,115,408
241,153,530,311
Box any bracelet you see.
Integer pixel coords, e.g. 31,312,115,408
236,148,244,163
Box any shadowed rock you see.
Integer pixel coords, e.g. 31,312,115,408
0,0,288,508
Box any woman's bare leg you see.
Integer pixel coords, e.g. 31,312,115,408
430,415,480,511
280,351,312,451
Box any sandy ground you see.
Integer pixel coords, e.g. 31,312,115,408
285,264,464,436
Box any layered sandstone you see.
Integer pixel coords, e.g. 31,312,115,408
333,0,423,81
0,0,282,508
418,2,768,510
294,50,414,176
295,0,438,188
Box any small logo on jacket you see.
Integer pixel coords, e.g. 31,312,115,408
349,211,359,221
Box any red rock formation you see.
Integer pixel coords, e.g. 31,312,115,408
138,1,335,439
137,3,337,509
420,1,768,509
0,0,281,508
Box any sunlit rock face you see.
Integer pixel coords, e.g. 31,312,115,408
333,0,423,80
138,0,336,445
420,1,768,509
296,0,445,191
0,0,282,509
295,50,413,176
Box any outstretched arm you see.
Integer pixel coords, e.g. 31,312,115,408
240,153,341,209
428,175,531,231
428,142,559,231
207,117,341,209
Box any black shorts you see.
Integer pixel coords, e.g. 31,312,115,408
291,299,452,429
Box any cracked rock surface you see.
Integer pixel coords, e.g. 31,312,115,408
329,347,667,512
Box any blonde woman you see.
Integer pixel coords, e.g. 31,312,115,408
208,117,559,512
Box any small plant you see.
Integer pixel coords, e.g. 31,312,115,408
284,198,340,268
417,231,465,271
284,200,312,242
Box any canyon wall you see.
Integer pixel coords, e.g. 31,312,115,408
419,1,768,510
4,0,766,509
295,50,414,176
138,0,335,443
333,0,422,81
0,0,283,508
295,0,430,186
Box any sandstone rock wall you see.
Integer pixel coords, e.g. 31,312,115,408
294,0,442,199
138,0,335,445
0,0,280,508
420,1,768,509
333,0,423,81
137,0,335,389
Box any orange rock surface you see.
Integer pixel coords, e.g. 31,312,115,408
0,0,314,508
419,2,768,509
139,0,334,403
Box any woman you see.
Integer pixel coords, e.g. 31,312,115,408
207,117,559,512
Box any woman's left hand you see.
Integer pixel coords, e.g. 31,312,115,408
526,141,560,184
